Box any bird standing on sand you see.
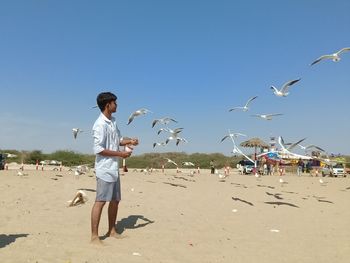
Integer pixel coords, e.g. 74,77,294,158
229,96,258,112
127,108,152,125
270,79,301,97
311,47,350,66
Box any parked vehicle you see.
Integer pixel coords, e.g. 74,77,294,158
238,160,255,174
321,163,346,177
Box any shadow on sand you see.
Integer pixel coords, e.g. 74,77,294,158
0,234,29,248
77,188,96,193
116,215,154,234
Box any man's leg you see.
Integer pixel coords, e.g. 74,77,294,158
106,200,119,237
91,201,106,244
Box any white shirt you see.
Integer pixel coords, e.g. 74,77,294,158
92,113,122,182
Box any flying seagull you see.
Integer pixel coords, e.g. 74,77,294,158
182,162,195,167
127,108,152,125
72,128,83,139
311,47,350,66
229,96,258,112
157,127,183,137
152,117,178,128
153,142,167,148
166,136,188,146
221,132,247,143
270,79,301,97
251,113,283,120
164,158,178,167
298,144,325,152
279,136,307,152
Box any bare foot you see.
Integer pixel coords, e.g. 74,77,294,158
90,236,105,246
108,232,128,239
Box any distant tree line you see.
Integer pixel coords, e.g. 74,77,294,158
1,149,349,169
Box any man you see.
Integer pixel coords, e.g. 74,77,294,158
210,160,215,174
297,158,304,177
91,92,139,245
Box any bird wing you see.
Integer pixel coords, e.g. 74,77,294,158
287,138,307,151
311,55,333,66
221,135,230,142
280,79,301,93
152,119,159,128
270,86,279,93
234,132,247,137
127,114,135,125
267,113,283,117
229,107,244,111
164,117,177,123
306,145,325,152
245,96,258,107
337,47,350,55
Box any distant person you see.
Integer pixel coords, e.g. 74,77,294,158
297,158,303,176
210,160,215,174
91,92,139,245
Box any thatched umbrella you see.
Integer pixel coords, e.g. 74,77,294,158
240,137,269,161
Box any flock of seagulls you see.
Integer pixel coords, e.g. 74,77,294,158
72,47,349,175
126,107,188,149
220,46,350,175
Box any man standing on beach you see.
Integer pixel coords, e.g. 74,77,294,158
91,92,139,245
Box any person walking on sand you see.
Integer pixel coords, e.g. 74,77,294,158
91,92,139,245
210,160,215,174
297,158,304,177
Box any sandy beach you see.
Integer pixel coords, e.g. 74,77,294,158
0,165,349,263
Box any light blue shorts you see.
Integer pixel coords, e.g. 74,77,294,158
95,177,121,201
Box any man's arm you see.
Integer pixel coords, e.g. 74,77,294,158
98,149,131,158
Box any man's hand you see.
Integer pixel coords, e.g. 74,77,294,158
119,151,132,158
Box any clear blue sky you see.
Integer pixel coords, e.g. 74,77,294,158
0,0,349,156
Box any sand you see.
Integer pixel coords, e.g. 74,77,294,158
0,165,349,263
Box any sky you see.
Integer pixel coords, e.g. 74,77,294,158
0,0,349,156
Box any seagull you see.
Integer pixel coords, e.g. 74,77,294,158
284,138,307,151
229,96,258,112
182,162,195,166
251,113,283,120
279,136,307,152
298,144,325,152
270,79,301,97
127,108,152,125
221,132,247,142
166,136,188,146
72,128,83,139
164,158,178,167
153,142,167,148
311,47,350,66
157,127,183,137
152,117,178,128
68,190,88,207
